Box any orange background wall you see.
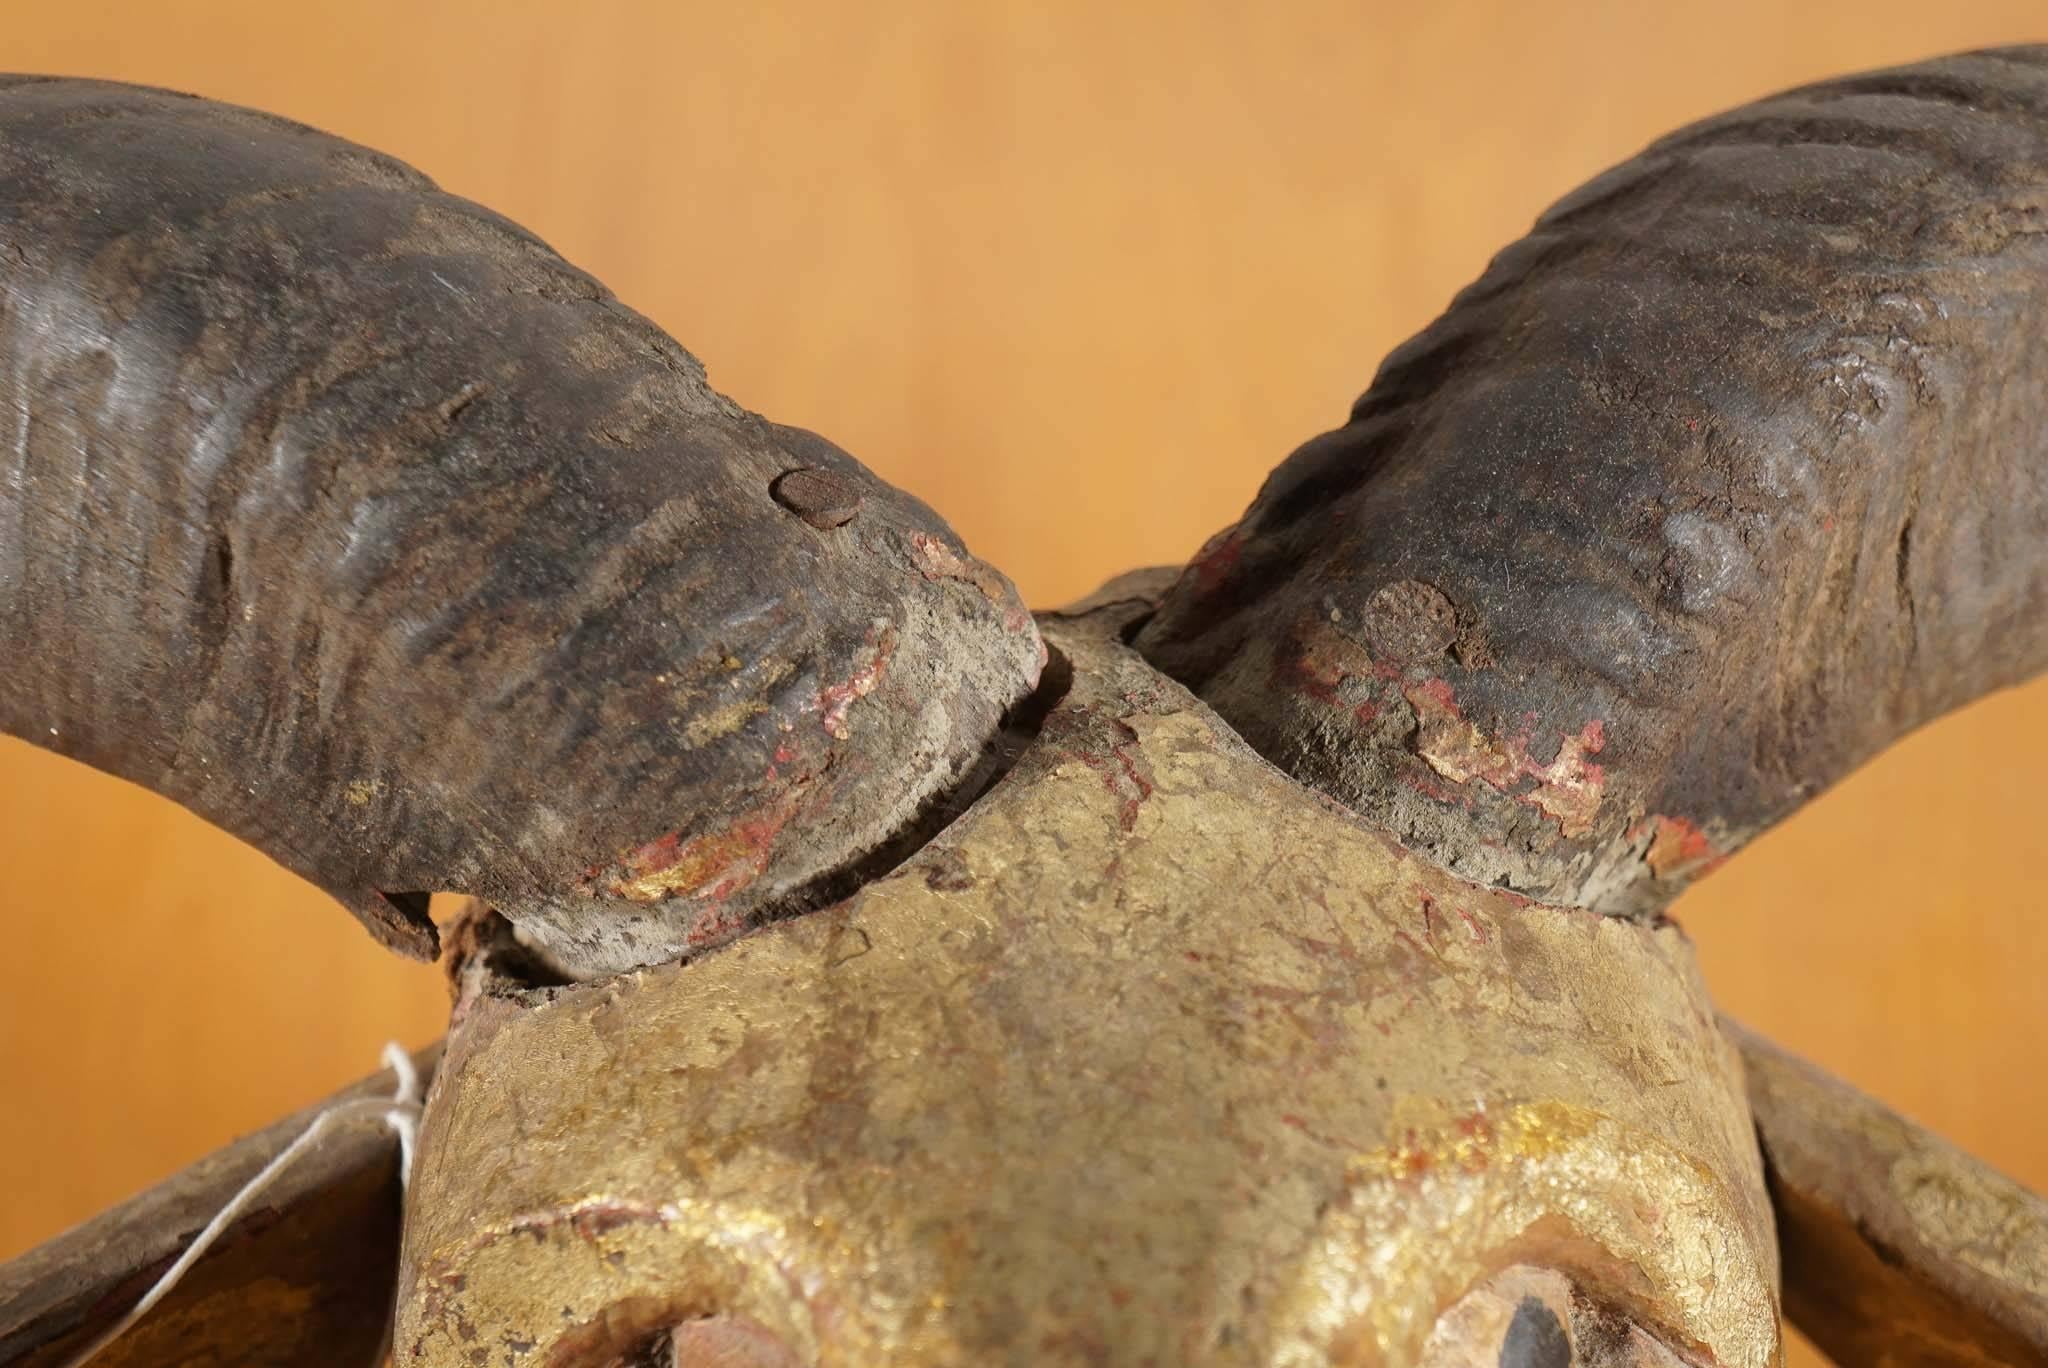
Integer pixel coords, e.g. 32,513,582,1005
2,5,2044,1363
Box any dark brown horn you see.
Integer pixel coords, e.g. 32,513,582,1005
1136,47,2048,915
0,77,1043,975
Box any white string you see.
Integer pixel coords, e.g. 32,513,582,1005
380,1041,422,1187
58,1042,425,1368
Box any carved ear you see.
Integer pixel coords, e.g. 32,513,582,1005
1135,47,2048,915
1725,1021,2048,1362
0,1047,436,1366
0,79,1043,976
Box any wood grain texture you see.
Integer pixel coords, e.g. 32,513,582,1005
1733,1023,2048,1365
0,77,1041,976
1138,48,2048,918
0,11,2044,1368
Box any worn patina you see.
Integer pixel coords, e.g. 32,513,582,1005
1137,49,2048,919
0,78,1042,975
396,606,1779,1367
1734,1024,2048,1365
4,44,2048,1368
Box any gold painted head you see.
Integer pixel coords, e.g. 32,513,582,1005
396,606,1781,1367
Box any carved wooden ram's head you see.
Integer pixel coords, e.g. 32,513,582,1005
2,48,2044,1368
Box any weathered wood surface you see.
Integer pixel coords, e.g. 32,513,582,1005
394,606,1780,1367
0,1046,436,1367
1732,1023,2048,1365
0,77,1043,979
1137,48,2048,919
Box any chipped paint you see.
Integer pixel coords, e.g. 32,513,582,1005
1271,622,1394,727
403,618,1778,1368
1637,814,1725,881
680,697,770,748
1405,678,1607,837
1060,713,1155,833
593,792,805,905
815,629,897,740
907,532,1033,634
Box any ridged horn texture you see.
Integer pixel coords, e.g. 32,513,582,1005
1137,48,2048,915
0,78,1043,977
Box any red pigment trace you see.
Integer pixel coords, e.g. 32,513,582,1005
815,628,897,740
906,532,1034,634
1405,677,1607,837
1186,526,1244,597
592,787,809,908
1634,814,1725,881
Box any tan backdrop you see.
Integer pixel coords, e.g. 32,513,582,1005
2,5,2044,1364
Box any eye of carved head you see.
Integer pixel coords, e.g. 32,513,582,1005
1421,1266,1701,1367
1502,1296,1572,1368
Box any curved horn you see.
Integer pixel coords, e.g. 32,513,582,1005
1136,46,2048,915
0,78,1043,976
